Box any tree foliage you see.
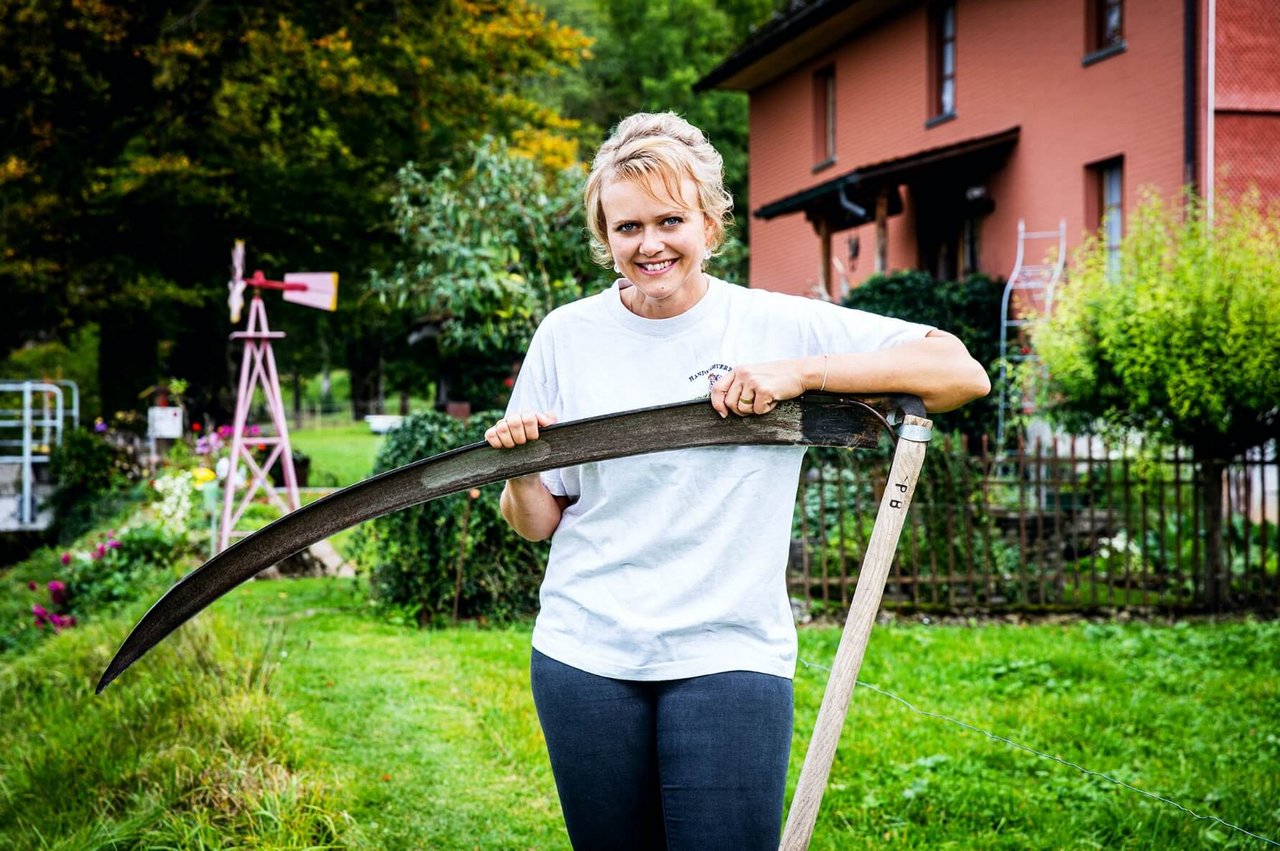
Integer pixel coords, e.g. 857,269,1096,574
1035,190,1280,607
373,137,595,405
0,0,589,414
539,0,777,263
1035,191,1280,457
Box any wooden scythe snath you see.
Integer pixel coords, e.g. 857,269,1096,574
96,393,932,850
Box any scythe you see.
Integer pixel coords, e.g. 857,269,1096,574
97,393,932,850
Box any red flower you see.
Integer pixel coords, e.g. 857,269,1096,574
60,552,71,565
192,422,202,432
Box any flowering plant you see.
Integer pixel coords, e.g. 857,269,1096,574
151,470,198,536
29,578,76,632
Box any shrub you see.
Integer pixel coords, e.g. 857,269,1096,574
354,409,548,625
843,270,1003,440
47,428,141,541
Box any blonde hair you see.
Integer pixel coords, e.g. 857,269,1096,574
584,112,734,267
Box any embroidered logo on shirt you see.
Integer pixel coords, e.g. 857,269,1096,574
687,362,734,396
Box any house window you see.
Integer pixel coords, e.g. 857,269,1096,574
1088,158,1124,280
813,65,836,169
1084,0,1125,65
928,2,957,124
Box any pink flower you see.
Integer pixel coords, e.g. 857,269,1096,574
108,539,121,549
32,603,52,629
95,543,107,558
60,552,71,565
48,580,67,606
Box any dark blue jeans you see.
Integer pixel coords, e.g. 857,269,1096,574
530,649,793,851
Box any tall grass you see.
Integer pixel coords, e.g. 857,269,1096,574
0,594,352,848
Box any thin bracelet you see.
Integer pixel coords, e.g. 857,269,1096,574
819,354,830,392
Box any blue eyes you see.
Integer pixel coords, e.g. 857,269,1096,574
615,217,684,233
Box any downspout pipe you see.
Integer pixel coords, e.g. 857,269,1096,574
1184,0,1200,194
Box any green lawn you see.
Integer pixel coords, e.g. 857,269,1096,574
225,580,1278,849
2,570,1276,849
290,422,385,488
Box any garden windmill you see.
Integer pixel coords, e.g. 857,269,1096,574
218,240,338,553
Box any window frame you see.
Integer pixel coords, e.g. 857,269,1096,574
927,1,957,127
812,64,837,171
1083,0,1126,66
1086,156,1125,280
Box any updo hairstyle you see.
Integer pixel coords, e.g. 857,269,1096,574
584,112,734,267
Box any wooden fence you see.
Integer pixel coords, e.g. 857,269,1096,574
789,435,1279,614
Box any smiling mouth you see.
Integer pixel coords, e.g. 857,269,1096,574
635,259,676,274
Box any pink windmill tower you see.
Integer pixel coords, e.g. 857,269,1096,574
219,240,338,552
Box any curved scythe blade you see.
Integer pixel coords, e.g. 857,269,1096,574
97,393,919,694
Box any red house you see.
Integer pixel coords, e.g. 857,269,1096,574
698,0,1280,299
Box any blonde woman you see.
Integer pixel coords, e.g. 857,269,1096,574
486,112,989,849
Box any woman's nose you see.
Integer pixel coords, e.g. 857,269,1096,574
640,229,663,256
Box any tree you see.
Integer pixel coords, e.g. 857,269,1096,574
373,137,595,408
1034,191,1280,606
0,0,589,418
537,0,778,281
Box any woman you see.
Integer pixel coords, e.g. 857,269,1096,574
485,112,989,850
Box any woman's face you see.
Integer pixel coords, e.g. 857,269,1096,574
600,175,713,319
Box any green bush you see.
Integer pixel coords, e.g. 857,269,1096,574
843,270,1003,440
354,409,548,625
47,428,141,541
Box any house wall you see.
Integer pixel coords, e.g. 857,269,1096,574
1213,0,1280,203
747,0,1189,296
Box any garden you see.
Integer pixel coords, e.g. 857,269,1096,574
3,1,1278,847
1,375,1277,848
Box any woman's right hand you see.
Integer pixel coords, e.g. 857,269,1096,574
487,411,567,541
485,411,558,449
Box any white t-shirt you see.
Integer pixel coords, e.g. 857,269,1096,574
506,277,931,681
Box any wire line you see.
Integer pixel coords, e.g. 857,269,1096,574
798,657,1279,847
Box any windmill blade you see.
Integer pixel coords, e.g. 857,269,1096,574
228,240,246,324
283,272,339,311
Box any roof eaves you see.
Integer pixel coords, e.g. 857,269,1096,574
695,0,860,92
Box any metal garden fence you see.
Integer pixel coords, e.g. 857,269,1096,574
790,434,1279,614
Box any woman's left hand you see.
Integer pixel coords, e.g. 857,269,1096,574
710,360,805,418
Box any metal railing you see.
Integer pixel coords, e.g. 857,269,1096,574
791,433,1278,613
0,381,78,531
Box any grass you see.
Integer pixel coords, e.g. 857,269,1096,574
289,422,385,488
216,581,1280,849
0,583,351,848
3,559,1276,848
